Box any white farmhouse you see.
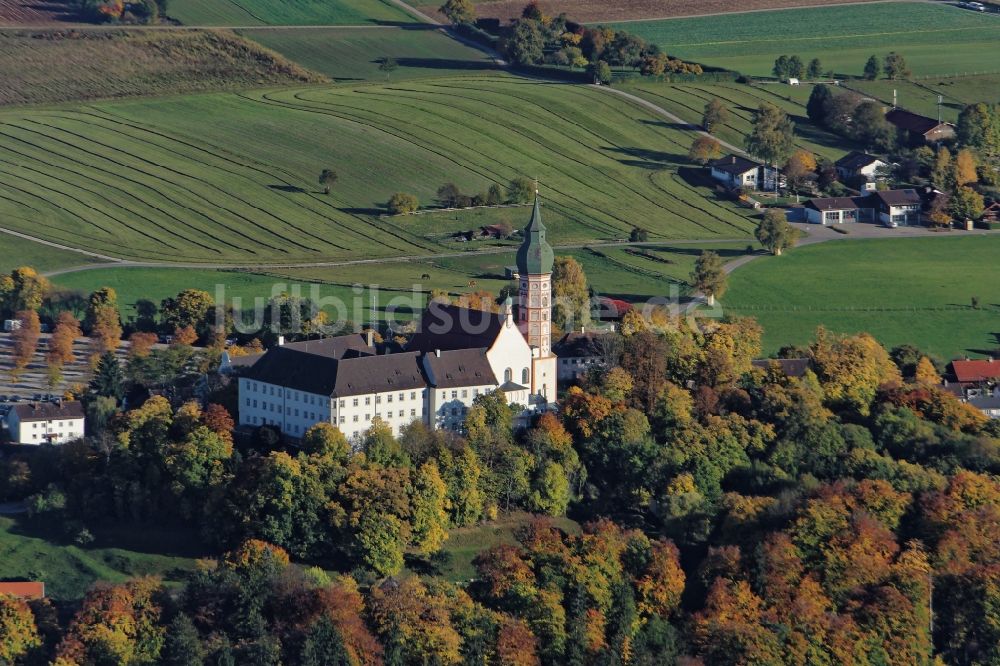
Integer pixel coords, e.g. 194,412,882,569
5,401,85,445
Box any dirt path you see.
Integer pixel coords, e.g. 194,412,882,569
587,84,747,155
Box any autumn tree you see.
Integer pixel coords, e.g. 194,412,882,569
129,331,158,358
883,51,910,80
952,148,978,186
319,168,338,194
507,18,545,65
0,593,41,664
508,177,534,204
702,98,729,134
755,208,799,256
440,0,475,24
810,328,901,415
0,266,49,318
745,103,795,175
388,192,419,215
552,256,590,331
160,289,215,333
950,186,985,222
688,135,722,165
783,149,817,190
932,145,953,190
11,310,40,382
691,250,728,306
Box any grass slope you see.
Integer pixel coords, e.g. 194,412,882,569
0,233,98,274
0,516,203,600
241,26,497,81
724,235,1000,360
613,3,1000,78
620,80,850,161
168,0,415,25
0,29,325,107
848,74,1000,123
0,75,755,264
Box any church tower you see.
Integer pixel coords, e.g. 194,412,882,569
516,193,557,403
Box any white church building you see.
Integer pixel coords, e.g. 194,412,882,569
234,196,558,441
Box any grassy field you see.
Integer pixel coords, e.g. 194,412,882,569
416,0,889,23
168,0,414,26
0,29,325,106
724,235,1000,360
848,74,1000,123
0,74,756,264
613,3,1000,78
0,234,98,274
620,80,850,161
431,512,580,582
241,26,497,81
0,516,203,600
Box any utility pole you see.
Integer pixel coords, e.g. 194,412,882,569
937,95,943,123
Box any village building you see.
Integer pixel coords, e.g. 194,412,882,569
0,582,46,599
709,154,783,191
553,331,608,382
885,108,956,146
4,401,84,445
804,189,922,226
834,151,888,191
234,196,559,442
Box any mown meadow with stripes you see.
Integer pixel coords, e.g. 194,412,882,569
0,75,756,264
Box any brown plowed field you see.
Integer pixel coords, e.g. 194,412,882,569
0,0,82,25
418,0,893,23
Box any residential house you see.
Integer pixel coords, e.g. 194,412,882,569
834,151,888,191
885,108,956,146
751,358,811,378
709,154,783,191
804,189,921,226
874,189,922,226
4,401,84,445
553,331,608,382
235,196,560,442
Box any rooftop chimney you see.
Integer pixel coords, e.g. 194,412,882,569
732,155,736,164
365,330,374,347
277,335,285,346
434,349,441,358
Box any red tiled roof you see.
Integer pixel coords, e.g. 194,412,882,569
951,359,1000,383
0,582,45,599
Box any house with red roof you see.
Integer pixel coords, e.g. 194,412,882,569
0,581,45,599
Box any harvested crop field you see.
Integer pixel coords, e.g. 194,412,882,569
0,0,81,25
0,29,326,106
417,0,891,24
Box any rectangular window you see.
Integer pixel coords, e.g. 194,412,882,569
366,414,371,422
367,397,372,406
294,409,299,417
339,400,345,408
410,392,416,400
353,415,359,422
353,398,359,407
398,410,404,418
451,391,458,399
339,416,345,424
399,392,405,402
411,409,416,417
253,400,257,408
246,398,250,406
387,395,393,403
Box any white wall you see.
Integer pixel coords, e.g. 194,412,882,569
6,410,84,445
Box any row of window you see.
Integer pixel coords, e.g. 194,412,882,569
343,390,425,408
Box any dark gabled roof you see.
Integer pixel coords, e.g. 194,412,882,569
408,302,505,353
553,332,605,358
885,108,951,135
874,189,921,207
804,196,862,211
245,347,425,397
280,334,374,359
10,401,84,422
333,352,426,397
710,154,761,176
424,348,497,388
835,151,883,171
969,396,1000,410
499,381,528,392
751,358,811,378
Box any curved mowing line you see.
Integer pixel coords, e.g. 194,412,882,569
64,112,407,255
662,171,755,234
0,155,182,250
39,114,351,254
2,125,235,256
289,87,638,235
301,87,627,235
0,189,40,214
81,107,425,256
23,119,327,255
249,89,621,237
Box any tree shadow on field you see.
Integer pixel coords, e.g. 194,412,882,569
269,184,306,193
392,57,499,72
602,145,686,169
639,118,701,132
340,206,384,216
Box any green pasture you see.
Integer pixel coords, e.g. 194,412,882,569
848,74,1000,123
620,80,851,161
613,3,1000,77
0,234,98,274
724,235,1000,360
241,26,497,81
0,515,203,600
0,75,755,264
168,0,415,26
